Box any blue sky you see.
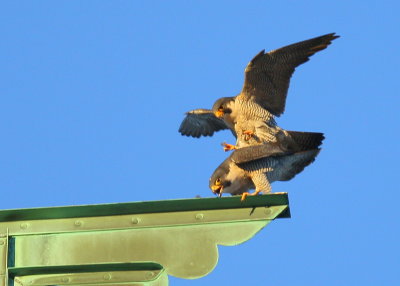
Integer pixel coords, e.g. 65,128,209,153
1,1,399,285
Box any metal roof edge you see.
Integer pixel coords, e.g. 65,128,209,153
0,193,290,222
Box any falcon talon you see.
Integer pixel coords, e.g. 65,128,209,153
243,130,255,141
221,143,237,152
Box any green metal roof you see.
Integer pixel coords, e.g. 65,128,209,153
0,193,290,222
1,194,290,286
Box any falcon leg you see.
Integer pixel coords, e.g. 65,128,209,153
251,173,272,195
221,142,237,152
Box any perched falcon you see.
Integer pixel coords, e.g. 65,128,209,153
179,33,338,151
209,144,321,200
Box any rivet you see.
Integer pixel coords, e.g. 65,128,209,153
20,223,28,229
264,208,272,215
103,273,111,280
0,240,4,246
74,220,83,227
131,217,140,224
146,271,155,279
61,277,70,283
195,213,204,220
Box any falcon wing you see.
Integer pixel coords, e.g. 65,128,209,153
231,143,286,165
179,109,229,138
241,33,339,116
238,149,320,180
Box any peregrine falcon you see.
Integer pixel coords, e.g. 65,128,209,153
209,144,321,200
179,33,338,151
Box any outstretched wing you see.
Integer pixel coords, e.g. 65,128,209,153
241,33,339,116
179,109,229,138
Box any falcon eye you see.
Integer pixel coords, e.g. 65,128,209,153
215,178,221,185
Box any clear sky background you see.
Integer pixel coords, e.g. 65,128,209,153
1,1,399,285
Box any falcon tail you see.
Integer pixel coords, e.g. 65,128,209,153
286,131,325,151
279,149,321,181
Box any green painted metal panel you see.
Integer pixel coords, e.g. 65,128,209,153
8,262,163,276
0,194,290,286
13,221,273,278
10,263,166,286
1,205,287,236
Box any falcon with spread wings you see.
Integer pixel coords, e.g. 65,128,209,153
179,33,338,151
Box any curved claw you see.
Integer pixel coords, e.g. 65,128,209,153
240,190,263,201
243,130,255,141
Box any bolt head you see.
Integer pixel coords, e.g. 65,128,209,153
74,220,83,226
195,213,204,220
131,218,140,224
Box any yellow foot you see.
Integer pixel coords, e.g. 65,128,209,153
273,192,287,195
243,130,255,141
241,190,263,201
221,142,237,152
241,192,249,201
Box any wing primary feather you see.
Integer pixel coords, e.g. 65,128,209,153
241,33,339,116
178,108,229,138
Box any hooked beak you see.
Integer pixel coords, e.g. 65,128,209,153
214,108,224,118
211,185,223,197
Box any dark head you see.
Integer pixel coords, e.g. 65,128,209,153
209,160,231,197
211,97,234,118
